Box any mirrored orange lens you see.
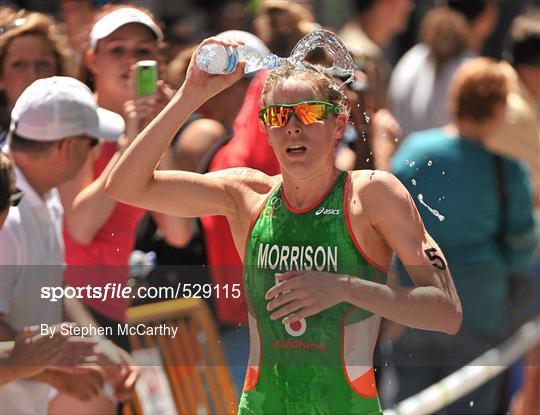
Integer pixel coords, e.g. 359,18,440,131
294,103,327,125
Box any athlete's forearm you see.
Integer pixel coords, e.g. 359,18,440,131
341,276,462,334
106,84,204,205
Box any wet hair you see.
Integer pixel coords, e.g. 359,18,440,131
0,151,16,212
261,62,350,119
449,57,508,122
0,9,73,130
420,6,469,66
78,4,164,90
504,10,540,66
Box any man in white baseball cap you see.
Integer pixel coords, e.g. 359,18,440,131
10,76,124,143
0,76,132,415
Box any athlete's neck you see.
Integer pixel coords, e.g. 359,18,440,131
281,167,342,210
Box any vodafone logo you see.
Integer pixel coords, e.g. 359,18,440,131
285,318,307,337
315,207,340,216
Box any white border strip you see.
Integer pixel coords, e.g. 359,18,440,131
384,317,540,415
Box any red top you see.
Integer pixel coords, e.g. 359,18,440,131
64,142,146,322
200,71,280,325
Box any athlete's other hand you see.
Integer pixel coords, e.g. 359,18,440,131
265,271,348,324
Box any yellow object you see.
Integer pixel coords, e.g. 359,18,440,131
123,298,238,414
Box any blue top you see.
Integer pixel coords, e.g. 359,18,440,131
391,128,536,334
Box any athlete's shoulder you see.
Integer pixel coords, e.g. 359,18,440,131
349,169,404,196
349,169,411,214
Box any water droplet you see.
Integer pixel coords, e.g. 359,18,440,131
427,160,432,166
409,161,416,167
469,401,474,408
442,171,445,175
417,194,445,221
366,158,370,162
394,137,399,142
363,112,370,123
411,179,416,186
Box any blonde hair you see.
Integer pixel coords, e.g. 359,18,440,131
450,57,508,122
0,9,74,129
262,62,350,120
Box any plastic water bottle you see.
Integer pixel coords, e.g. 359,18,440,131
196,43,280,75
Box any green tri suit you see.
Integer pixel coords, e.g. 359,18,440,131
239,171,386,415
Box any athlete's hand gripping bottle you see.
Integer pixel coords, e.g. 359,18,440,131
195,43,281,75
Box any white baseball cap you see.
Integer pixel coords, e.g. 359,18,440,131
10,77,125,142
89,7,163,49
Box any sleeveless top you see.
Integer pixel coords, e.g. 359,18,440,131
240,171,386,414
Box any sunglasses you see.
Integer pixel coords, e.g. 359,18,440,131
259,100,340,127
9,189,24,207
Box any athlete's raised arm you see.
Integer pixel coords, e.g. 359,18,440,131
105,38,247,219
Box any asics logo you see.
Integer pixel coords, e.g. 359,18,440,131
315,207,340,216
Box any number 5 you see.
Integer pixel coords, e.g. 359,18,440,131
424,248,447,270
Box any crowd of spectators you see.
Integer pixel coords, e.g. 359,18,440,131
1,1,538,414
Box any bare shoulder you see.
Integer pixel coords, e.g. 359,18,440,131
350,170,409,204
349,169,417,225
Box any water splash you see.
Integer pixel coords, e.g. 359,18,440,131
418,194,445,221
409,161,416,167
288,29,357,83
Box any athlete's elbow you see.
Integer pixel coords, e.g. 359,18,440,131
443,303,463,335
105,173,131,203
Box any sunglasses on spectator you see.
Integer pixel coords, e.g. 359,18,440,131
259,100,340,127
9,188,24,207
